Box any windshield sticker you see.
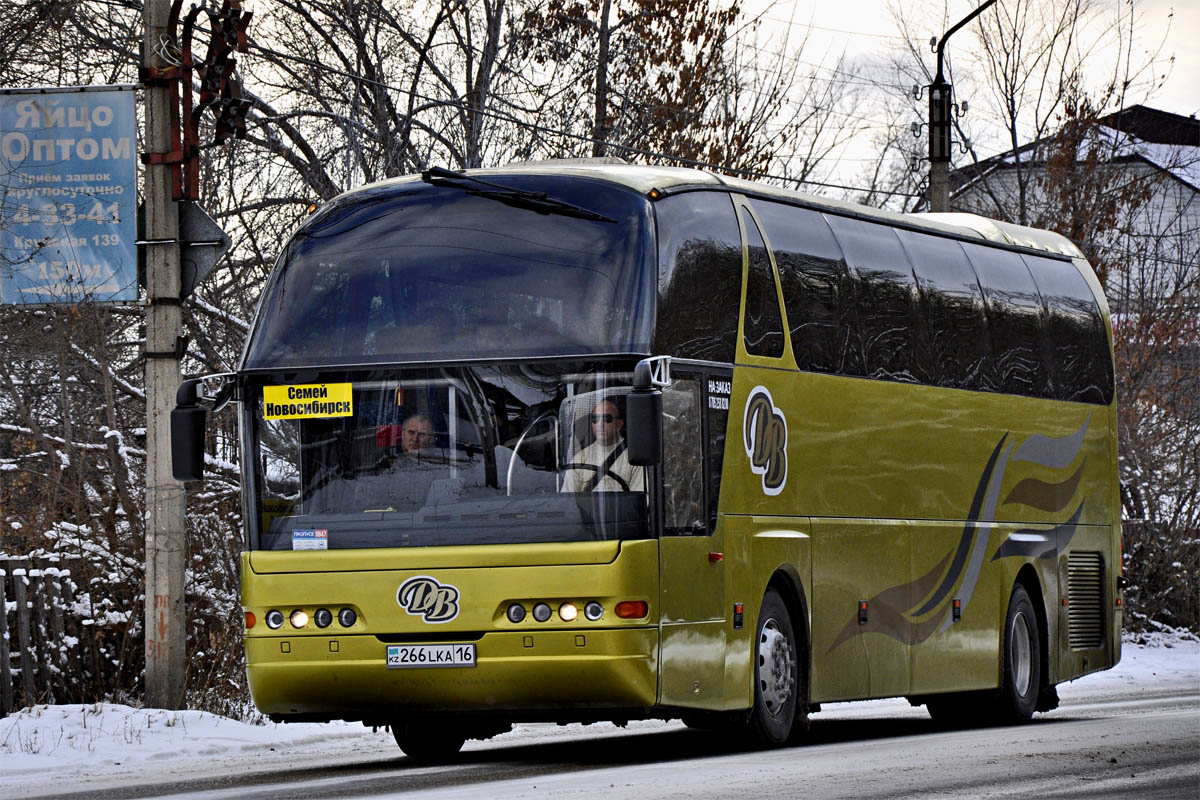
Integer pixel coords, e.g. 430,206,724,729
743,385,788,496
291,529,328,551
263,383,353,420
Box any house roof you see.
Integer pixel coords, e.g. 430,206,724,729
951,105,1200,195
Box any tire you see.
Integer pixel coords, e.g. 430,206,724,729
391,721,466,762
747,589,799,745
995,583,1041,723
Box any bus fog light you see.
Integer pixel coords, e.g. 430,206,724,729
314,608,333,628
337,608,357,627
584,602,604,621
507,604,526,623
559,603,578,622
265,610,284,629
532,603,552,622
289,609,309,628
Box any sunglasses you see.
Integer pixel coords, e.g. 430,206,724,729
589,413,616,424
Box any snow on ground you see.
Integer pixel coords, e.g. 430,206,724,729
0,632,1196,792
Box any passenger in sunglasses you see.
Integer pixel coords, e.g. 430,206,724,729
561,398,645,493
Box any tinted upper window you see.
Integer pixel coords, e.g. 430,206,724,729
824,214,918,383
752,200,859,375
741,208,785,358
962,243,1049,398
897,230,991,389
243,177,654,369
654,192,742,362
1024,255,1113,404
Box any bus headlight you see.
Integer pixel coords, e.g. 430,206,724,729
584,602,604,621
289,609,309,628
558,602,578,622
314,608,333,628
337,608,357,627
265,610,284,629
532,603,552,622
507,603,526,623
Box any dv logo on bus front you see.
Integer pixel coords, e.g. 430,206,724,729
397,576,460,623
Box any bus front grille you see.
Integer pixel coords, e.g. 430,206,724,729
1067,551,1104,650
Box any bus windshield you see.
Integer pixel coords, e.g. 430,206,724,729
242,176,655,369
248,363,650,550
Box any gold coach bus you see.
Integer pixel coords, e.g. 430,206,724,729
173,162,1121,759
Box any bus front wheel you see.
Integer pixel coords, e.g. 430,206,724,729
748,589,798,745
391,720,465,762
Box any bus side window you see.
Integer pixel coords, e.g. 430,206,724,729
1024,255,1113,404
824,215,918,383
964,244,1050,399
654,192,742,363
704,372,731,531
752,200,858,376
662,376,706,536
740,208,786,359
897,229,991,390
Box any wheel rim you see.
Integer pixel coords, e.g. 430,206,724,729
758,617,795,717
1010,611,1032,696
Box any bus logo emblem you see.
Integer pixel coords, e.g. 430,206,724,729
743,386,788,496
397,576,460,623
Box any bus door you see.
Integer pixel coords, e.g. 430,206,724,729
659,367,730,708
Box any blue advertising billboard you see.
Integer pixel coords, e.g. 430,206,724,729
0,86,138,304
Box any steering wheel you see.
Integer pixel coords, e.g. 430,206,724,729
562,462,630,492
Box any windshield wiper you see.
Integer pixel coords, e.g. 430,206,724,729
421,166,617,223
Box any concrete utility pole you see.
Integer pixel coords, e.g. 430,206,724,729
927,0,997,212
142,0,187,708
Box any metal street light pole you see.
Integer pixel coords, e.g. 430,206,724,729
928,0,998,212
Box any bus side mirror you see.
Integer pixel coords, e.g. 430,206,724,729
172,378,207,482
626,360,664,467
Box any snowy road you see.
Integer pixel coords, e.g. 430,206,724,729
4,636,1197,799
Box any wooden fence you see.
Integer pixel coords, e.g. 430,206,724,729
0,558,80,718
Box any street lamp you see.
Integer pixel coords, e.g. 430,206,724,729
927,0,998,212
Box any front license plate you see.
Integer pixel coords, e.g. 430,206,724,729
386,643,476,669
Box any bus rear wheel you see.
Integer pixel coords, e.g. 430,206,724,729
996,583,1041,722
391,720,465,762
747,589,798,745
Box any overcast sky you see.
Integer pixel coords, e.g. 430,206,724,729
787,0,1198,116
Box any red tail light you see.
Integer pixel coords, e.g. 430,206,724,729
615,601,648,619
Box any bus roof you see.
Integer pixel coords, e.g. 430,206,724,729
333,160,1084,260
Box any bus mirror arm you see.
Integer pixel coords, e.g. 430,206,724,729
172,377,209,483
626,359,665,467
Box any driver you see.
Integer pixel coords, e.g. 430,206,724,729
561,398,645,493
